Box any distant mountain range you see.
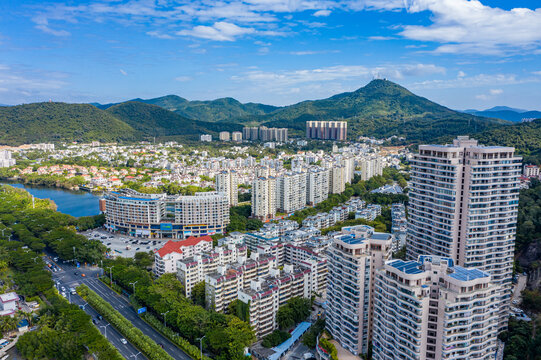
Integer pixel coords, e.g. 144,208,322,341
0,80,519,146
462,106,541,122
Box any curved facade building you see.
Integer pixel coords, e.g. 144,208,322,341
103,189,229,239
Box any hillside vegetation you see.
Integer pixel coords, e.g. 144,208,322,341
0,102,139,145
476,118,541,164
98,95,279,123
253,79,510,142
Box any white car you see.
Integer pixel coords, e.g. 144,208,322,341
61,292,67,298
120,338,127,345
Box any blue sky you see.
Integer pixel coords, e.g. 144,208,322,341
1,0,541,110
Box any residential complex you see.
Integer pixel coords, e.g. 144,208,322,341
215,170,239,206
360,157,384,181
154,235,213,276
219,131,230,141
306,121,347,141
372,255,501,360
407,136,522,330
177,243,247,296
242,126,288,142
205,253,277,312
103,189,229,239
325,226,393,356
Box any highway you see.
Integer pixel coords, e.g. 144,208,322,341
47,255,191,360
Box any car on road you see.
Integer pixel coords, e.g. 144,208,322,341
97,315,103,320
81,273,86,277
61,286,66,292
74,271,79,275
61,292,66,298
120,338,127,345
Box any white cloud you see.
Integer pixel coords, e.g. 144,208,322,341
457,71,466,78
372,0,541,55
119,69,127,76
533,71,541,76
146,31,173,39
175,76,192,82
233,63,446,87
411,73,540,90
313,9,331,17
177,22,255,41
0,65,69,104
489,88,503,95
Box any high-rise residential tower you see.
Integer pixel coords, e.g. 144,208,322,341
325,225,393,356
407,136,522,330
373,255,501,360
215,170,238,207
251,177,276,220
276,172,307,213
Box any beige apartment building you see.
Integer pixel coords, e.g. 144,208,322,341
372,255,501,360
407,136,522,330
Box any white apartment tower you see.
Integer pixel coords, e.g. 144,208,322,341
251,177,276,220
360,158,383,181
329,165,346,194
306,168,330,205
276,172,307,213
215,170,238,206
326,226,393,356
373,255,501,360
407,136,521,330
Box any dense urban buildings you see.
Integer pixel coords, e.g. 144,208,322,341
407,136,522,330
306,120,347,140
306,167,330,205
242,126,288,142
373,255,501,360
325,225,393,356
103,189,229,239
231,131,243,142
360,157,384,181
200,134,212,142
215,170,239,206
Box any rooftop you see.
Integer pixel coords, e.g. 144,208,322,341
389,260,424,275
449,266,490,282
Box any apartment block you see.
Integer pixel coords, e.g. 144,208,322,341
360,158,384,181
276,171,307,213
154,235,213,276
305,121,347,140
231,131,243,142
219,131,230,141
215,170,239,206
329,165,346,194
326,226,393,356
251,176,276,220
205,253,276,312
372,255,501,360
177,244,247,296
407,136,522,330
306,168,330,205
238,265,312,337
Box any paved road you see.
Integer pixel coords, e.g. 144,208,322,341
48,256,144,360
48,254,191,360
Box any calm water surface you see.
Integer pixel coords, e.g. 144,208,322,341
1,182,100,217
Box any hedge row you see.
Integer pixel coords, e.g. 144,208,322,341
142,312,212,360
77,284,174,360
319,337,339,360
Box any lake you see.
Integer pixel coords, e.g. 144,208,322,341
1,182,101,217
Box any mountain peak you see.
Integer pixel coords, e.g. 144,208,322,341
356,78,412,95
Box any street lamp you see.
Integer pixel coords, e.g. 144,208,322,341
100,324,111,338
197,335,206,360
130,352,141,359
107,266,114,285
161,310,170,328
80,302,88,310
129,280,138,296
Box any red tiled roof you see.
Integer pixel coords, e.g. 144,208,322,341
156,235,213,257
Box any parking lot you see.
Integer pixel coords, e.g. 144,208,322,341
81,228,167,258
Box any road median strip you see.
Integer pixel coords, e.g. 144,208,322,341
77,284,174,360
